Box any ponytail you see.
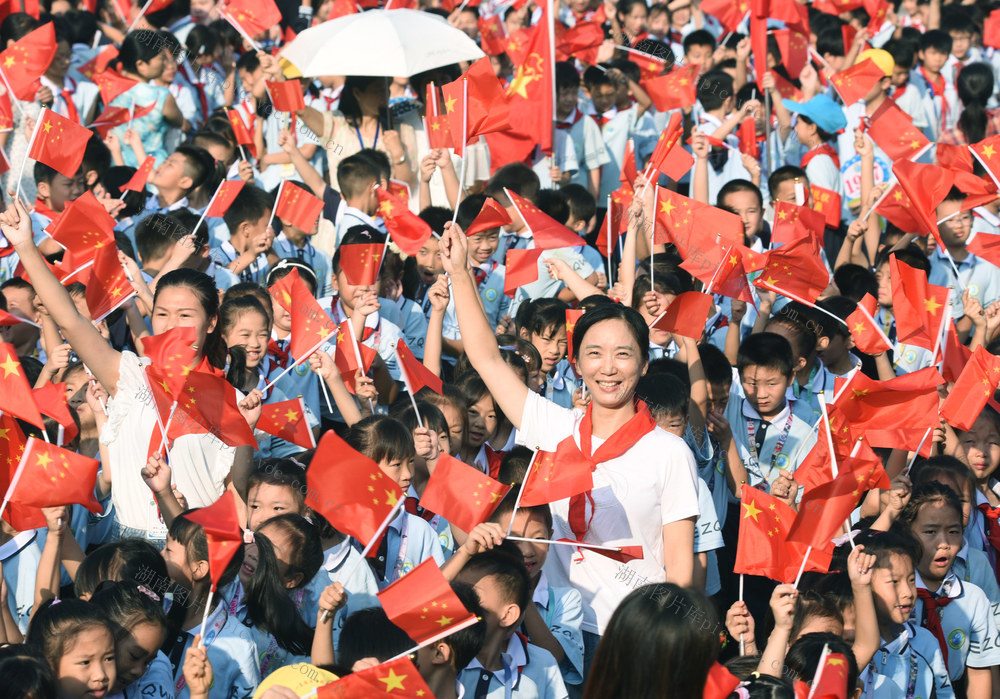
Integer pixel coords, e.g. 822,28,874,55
956,62,994,145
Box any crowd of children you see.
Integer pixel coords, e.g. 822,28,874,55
4,0,1000,696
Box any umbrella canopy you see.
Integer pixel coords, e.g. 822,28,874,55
281,9,485,78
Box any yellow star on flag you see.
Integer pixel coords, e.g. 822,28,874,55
743,499,762,521
379,669,407,691
924,296,942,315
0,352,20,378
983,144,997,159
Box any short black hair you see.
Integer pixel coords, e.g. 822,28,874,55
337,153,380,200
882,38,915,71
873,246,930,275
636,373,688,418
833,264,877,302
445,583,487,670
919,29,952,54
718,179,764,210
332,225,386,274
768,165,808,197
496,445,535,486
457,193,489,231
737,332,795,378
560,183,596,225
515,297,567,339
33,161,60,185
337,608,412,668
418,205,453,235
135,213,180,264
555,61,581,90
485,163,540,204
535,189,570,225
698,343,733,385
583,65,613,90
82,132,112,182
357,148,391,183
815,296,855,339
684,29,716,53
816,27,846,57
174,145,215,193
697,70,734,112
460,547,530,614
223,184,273,232
490,488,553,531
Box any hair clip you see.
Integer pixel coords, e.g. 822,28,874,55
136,584,161,603
243,528,255,544
498,345,517,351
50,597,62,606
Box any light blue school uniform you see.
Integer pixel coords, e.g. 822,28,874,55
325,298,405,382
385,296,428,361
928,246,1000,320
0,250,19,284
872,308,936,376
258,354,320,459
474,261,509,329
459,634,569,699
124,651,173,699
597,103,657,202
29,209,53,246
370,510,446,589
215,240,270,285
532,571,584,687
406,485,456,558
272,232,333,299
694,476,724,598
545,359,578,410
0,531,40,634
861,622,955,699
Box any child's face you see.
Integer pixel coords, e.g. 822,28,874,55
223,309,270,369
150,152,190,192
771,179,801,205
719,189,763,240
333,270,369,314
949,31,971,60
112,621,165,692
556,86,578,118
500,510,551,578
247,482,301,531
159,50,177,84
590,84,617,116
656,410,687,437
161,535,196,589
891,63,911,88
258,521,302,588
707,381,730,414
620,3,647,36
685,44,715,71
935,200,973,249
271,296,291,334
959,413,1000,483
42,172,85,211
870,553,917,629
910,500,963,586
468,229,500,265
439,403,465,456
190,0,217,22
820,333,853,366
57,626,117,699
466,394,497,450
416,237,444,284
919,48,948,74
527,325,567,374
875,262,893,308
671,4,691,27
48,40,72,81
379,454,415,491
648,11,669,37
740,365,791,420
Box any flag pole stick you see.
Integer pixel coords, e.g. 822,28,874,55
0,67,25,117
793,545,812,589
650,186,656,291
756,280,849,328
806,644,831,699
221,11,263,53
127,0,158,33
193,180,227,239
15,109,42,205
738,573,745,655
932,289,951,364
319,379,333,413
605,195,613,286
504,449,538,538
904,425,934,476
0,438,33,520
451,78,469,225
266,179,285,233
386,614,483,663
817,392,838,479
763,87,772,176
156,401,177,456
855,301,893,347
704,248,726,296
126,95,135,133
197,587,215,645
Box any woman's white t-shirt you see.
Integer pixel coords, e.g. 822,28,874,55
516,391,700,634
100,351,237,533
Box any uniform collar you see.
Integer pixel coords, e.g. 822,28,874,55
0,530,37,561
532,570,550,609
323,537,354,572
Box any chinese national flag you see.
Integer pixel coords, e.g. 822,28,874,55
627,48,668,84
375,188,433,256
78,44,117,80
751,16,767,84
226,109,257,158
595,196,627,258
225,0,282,36
889,254,949,351
333,320,377,394
93,69,137,105
207,179,246,217
519,437,594,507
465,196,511,237
774,28,809,78
256,396,316,449
770,70,804,101
378,558,478,644
734,485,832,583
787,469,872,548
830,58,884,104
6,437,101,513
970,135,1000,188
555,20,604,65
165,371,257,447
619,138,637,187
505,10,554,155
317,656,434,699
89,102,154,139
643,65,700,114
305,430,403,547
967,231,1000,268
940,321,972,385
442,57,511,157
940,347,1000,431
866,0,890,33
504,248,543,296
185,491,242,590
339,243,382,286
682,244,754,303
275,181,324,233
32,382,78,445
140,326,199,399
803,652,850,699
504,27,533,65
876,183,924,233
645,111,694,181
847,293,891,355
397,338,442,395
771,201,826,245
566,308,583,361
833,367,943,433
266,80,305,112
478,14,508,57
0,414,46,533
28,108,92,178
753,234,828,304
699,0,751,33
813,0,864,10
0,93,12,133
419,453,511,533
84,244,135,323
0,22,55,101
121,156,155,193
282,269,336,361
505,189,581,249
424,83,455,151
650,291,713,340
737,117,759,159
867,100,932,162
985,9,1000,49
653,187,702,247
810,185,842,229
46,191,117,265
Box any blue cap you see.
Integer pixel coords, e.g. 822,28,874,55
781,93,847,135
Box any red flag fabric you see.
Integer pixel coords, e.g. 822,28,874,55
226,109,257,158
266,80,305,112
847,293,892,355
333,320,378,394
807,652,850,699
704,663,742,699
619,138,637,187
809,185,842,229
506,188,582,249
317,656,434,698
93,69,137,105
625,47,667,84
163,371,256,447
121,156,155,193
378,558,478,644
773,27,809,77
465,197,511,237
78,44,117,80
256,396,316,449
699,0,752,33
275,181,324,233
889,254,950,351
442,58,512,157
206,180,246,217
834,367,944,433
224,0,282,36
519,437,594,507
867,100,932,162
737,117,759,159
89,102,155,139
280,269,336,361
734,485,832,583
970,135,1000,188
46,191,117,265
338,243,382,286
566,308,583,362
751,15,768,84
397,338,442,395
650,291,713,340
831,58,885,104
478,14,508,56
0,22,55,101
6,437,101,514
419,453,511,532
771,201,826,245
504,248,543,296
0,413,45,533
84,244,135,323
306,430,403,546
646,111,694,181
940,320,972,385
681,244,754,303
787,469,873,548
985,9,1000,49
424,83,454,151
555,20,604,64
937,143,974,173
375,189,433,256
940,347,1000,431
28,108,92,178
595,196,627,258
32,382,78,445
967,232,1000,268
891,160,955,237
753,234,829,303
185,491,242,590
865,0,890,33
141,326,200,399
876,183,925,234
505,11,554,155
643,65,700,113
813,0,863,12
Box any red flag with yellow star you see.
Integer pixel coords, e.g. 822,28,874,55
121,155,155,193
734,485,832,583
206,179,247,217
809,184,842,229
419,453,511,533
505,188,581,249
465,196,511,237
889,254,949,351
788,468,878,549
646,111,694,181
155,370,257,447
305,430,403,547
32,382,78,445
940,347,1000,431
397,338,442,395
266,80,305,113
93,68,138,105
375,188,433,256
971,134,1000,189
771,200,826,245
28,108,93,178
84,244,135,323
868,100,932,163
256,396,315,450
505,8,554,155
0,342,44,428
333,319,378,395
442,57,512,157
140,326,200,399
681,243,755,303
803,651,850,699
478,13,509,57
830,57,884,105
5,437,101,514
643,65,700,114
699,0,750,33
504,248,543,296
651,291,714,340
425,82,455,150
87,102,155,139
185,491,242,590
78,44,117,81
555,20,604,65
275,181,324,233
276,268,336,362
46,191,116,265
968,231,1000,268
0,413,45,532
875,183,923,233
892,160,956,240
752,233,828,304
317,655,434,698
338,243,383,286
833,366,943,433
846,293,892,355
226,109,257,158
224,0,282,37
519,437,594,507
565,308,583,362
0,22,55,101
378,557,479,645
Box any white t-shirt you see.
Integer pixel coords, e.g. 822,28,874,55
516,391,700,634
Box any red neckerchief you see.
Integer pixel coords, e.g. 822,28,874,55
977,502,1000,583
889,80,908,103
567,400,656,540
484,444,505,480
556,107,585,130
403,495,436,522
917,588,954,668
800,143,840,170
181,62,209,119
918,66,948,131
33,198,59,222
60,77,79,123
266,339,289,369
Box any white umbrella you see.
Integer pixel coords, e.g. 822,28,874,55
281,9,485,78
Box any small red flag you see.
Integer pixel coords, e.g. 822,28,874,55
650,291,713,340
333,320,377,394
810,184,842,229
141,326,200,400
940,320,972,385
266,80,305,112
787,469,872,548
226,109,257,158
419,453,511,533
565,308,583,362
424,83,455,150
165,371,257,447
89,102,155,139
504,248,543,296
78,44,117,80
753,234,828,303
375,188,433,256
84,244,135,323
396,338,442,396
0,23,55,101
93,69,137,105
940,347,1000,431
442,58,512,157
889,254,950,352
771,201,826,245
206,180,247,217
643,65,700,114
275,181,324,233
46,191,117,265
682,244,755,303
985,10,1000,49
970,135,1000,188
305,430,402,547
645,111,694,181
505,188,581,249
803,651,850,699
555,20,604,64
619,138,637,188
595,196,627,259
875,183,924,233
278,269,336,361
699,0,753,32
32,382,78,445
378,558,479,644
833,366,944,433
121,156,155,193
773,27,809,77
519,437,594,507
478,14,508,56
224,0,282,36
704,663,742,699
185,491,242,590
868,100,932,163
5,437,101,514
256,396,316,449
339,243,383,286
846,293,891,355
317,656,434,699
505,11,554,155
737,117,759,159
967,231,1000,268
830,57,884,104
28,108,93,178
465,197,511,237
